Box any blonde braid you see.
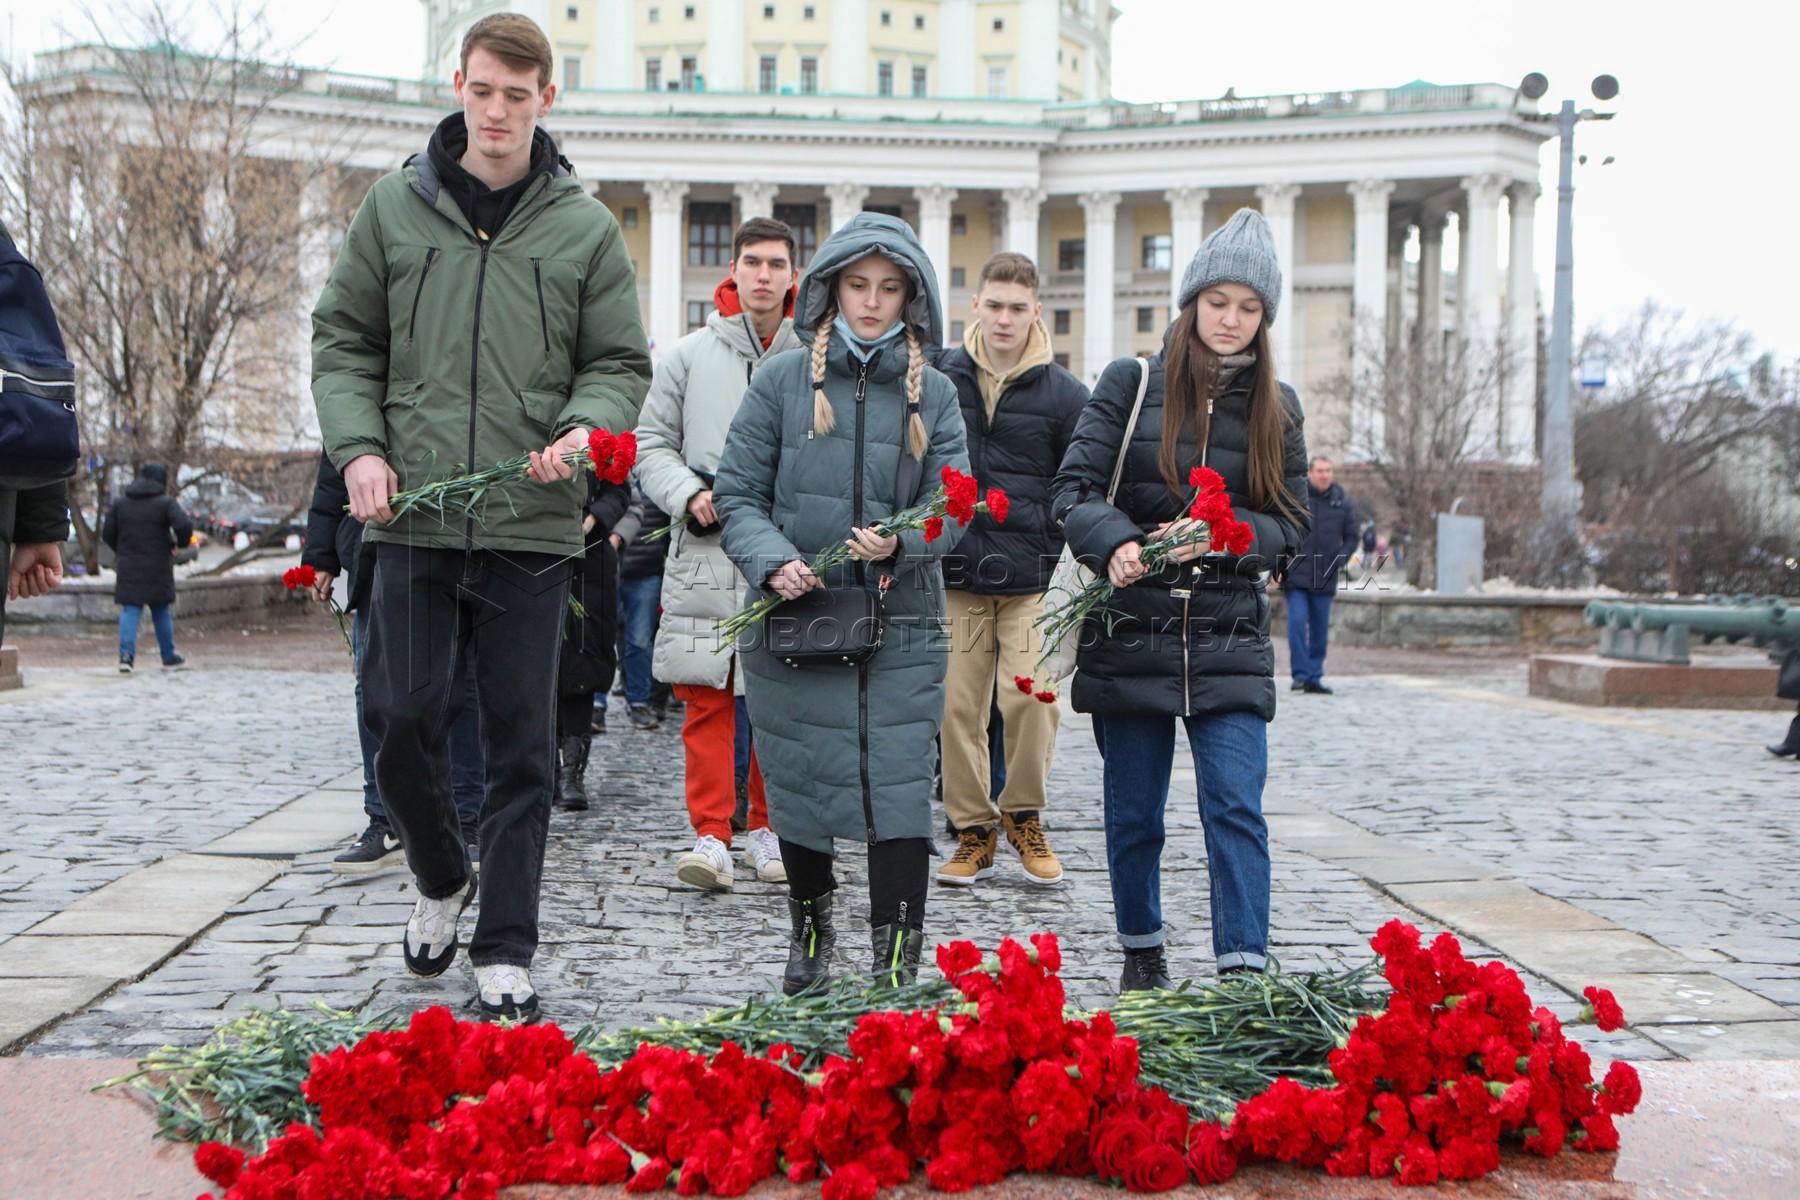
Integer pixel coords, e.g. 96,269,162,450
905,325,927,459
809,309,836,437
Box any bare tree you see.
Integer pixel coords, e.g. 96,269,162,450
0,0,359,570
1319,322,1510,586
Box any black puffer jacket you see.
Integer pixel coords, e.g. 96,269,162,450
1281,481,1360,592
302,453,374,612
102,467,193,609
936,347,1088,594
618,483,670,579
1050,348,1309,719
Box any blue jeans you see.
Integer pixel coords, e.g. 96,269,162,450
1091,709,1270,971
118,604,176,662
617,573,662,708
353,610,483,827
1285,587,1334,684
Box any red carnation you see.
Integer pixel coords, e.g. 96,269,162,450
1599,1061,1642,1115
194,1142,245,1188
983,489,1010,524
1122,1144,1188,1193
1189,466,1224,492
1014,675,1034,694
822,1161,879,1200
1582,986,1626,1032
1091,1115,1154,1181
626,1157,673,1193
1184,1123,1236,1184
1034,690,1057,704
923,517,945,542
587,428,638,485
282,565,318,590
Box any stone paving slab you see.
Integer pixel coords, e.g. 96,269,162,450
0,976,114,1052
25,854,282,935
196,787,366,857
0,934,185,979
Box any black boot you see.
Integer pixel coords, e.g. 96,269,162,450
783,894,837,996
1768,716,1800,759
731,775,749,834
556,735,591,810
870,922,925,989
1119,945,1173,994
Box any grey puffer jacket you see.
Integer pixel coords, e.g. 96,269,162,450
636,308,802,691
714,213,970,854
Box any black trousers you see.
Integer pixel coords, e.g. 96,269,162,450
364,542,570,967
781,837,930,930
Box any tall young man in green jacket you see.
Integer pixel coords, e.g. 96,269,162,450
311,14,650,1021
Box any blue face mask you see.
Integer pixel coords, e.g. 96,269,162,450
834,312,906,362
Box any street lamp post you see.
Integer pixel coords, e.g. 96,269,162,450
1520,72,1617,566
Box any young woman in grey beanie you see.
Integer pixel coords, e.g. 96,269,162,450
1049,207,1311,993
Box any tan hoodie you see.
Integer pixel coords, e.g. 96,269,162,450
965,317,1055,421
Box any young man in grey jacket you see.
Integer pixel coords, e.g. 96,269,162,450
634,218,801,891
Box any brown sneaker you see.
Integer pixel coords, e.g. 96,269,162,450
935,827,998,886
1003,811,1064,885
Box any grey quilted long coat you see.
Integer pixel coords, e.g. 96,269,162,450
714,213,970,854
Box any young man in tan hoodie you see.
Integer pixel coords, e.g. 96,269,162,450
932,253,1089,886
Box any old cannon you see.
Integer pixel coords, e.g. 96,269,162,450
1583,595,1800,665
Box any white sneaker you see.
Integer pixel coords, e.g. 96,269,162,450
475,963,539,1022
676,834,734,892
744,826,787,884
403,880,473,978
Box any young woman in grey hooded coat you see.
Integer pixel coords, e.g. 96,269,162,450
714,213,970,993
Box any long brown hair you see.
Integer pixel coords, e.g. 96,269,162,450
1159,300,1304,522
808,300,929,459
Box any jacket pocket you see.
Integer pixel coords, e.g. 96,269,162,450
406,248,437,343
379,379,429,479
519,387,567,437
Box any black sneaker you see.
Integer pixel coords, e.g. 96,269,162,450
1290,679,1305,691
118,653,134,674
161,653,186,668
1119,945,1173,994
333,820,404,874
590,710,608,735
627,704,661,730
1302,680,1335,695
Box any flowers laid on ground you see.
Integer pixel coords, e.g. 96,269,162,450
1018,467,1256,701
714,466,1006,649
177,923,1640,1199
281,564,352,653
363,427,638,522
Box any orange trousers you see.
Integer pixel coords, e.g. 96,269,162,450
674,682,768,845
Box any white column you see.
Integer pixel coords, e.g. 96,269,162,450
297,171,333,443
706,0,745,92
1417,209,1447,347
1255,183,1300,373
1001,186,1046,259
1079,190,1121,381
938,0,977,97
1348,179,1395,345
734,180,778,221
1504,182,1542,462
1017,0,1058,101
1459,173,1506,343
829,0,868,94
595,0,633,88
914,186,959,316
825,183,869,232
1164,186,1208,314
645,180,689,358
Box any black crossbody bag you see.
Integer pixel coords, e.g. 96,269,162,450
761,391,923,669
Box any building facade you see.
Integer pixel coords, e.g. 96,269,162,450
32,11,1551,464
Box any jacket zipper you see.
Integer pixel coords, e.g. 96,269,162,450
854,359,877,845
531,258,549,355
408,247,437,341
1180,395,1215,718
465,239,491,547
0,367,74,391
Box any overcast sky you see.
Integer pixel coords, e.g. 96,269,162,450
6,0,1796,361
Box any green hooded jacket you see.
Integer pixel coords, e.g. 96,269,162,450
311,136,651,556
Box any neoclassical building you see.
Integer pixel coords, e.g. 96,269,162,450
30,1,1552,462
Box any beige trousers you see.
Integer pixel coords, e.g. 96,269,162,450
941,589,1062,830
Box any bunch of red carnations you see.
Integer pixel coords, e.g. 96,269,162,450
1229,919,1642,1186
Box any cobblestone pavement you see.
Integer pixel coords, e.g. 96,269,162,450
7,646,1793,1065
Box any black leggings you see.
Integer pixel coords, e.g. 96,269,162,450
781,837,930,930
556,693,593,741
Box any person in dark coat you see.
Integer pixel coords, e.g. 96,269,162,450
102,463,193,671
715,212,970,995
612,482,671,731
1279,455,1361,694
555,473,633,810
934,251,1088,888
1050,208,1309,994
303,453,486,872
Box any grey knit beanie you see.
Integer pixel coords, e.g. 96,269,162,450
1176,207,1283,322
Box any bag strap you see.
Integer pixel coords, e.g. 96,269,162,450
1105,357,1152,504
